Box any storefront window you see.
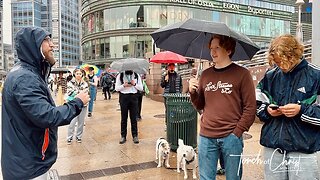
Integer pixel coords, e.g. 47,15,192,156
220,12,289,37
105,6,140,30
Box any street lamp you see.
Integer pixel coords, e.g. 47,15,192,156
296,0,305,42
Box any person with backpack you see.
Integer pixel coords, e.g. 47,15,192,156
100,72,113,100
115,70,143,144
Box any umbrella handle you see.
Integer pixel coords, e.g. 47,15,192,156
196,60,203,80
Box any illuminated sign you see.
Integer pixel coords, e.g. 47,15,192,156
223,2,240,11
169,0,274,16
248,6,273,16
169,0,215,8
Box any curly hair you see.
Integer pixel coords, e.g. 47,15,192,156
208,35,236,58
267,34,304,69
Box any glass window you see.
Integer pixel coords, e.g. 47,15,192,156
95,39,100,59
100,38,105,58
122,36,129,58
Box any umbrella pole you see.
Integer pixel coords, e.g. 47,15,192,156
196,32,207,80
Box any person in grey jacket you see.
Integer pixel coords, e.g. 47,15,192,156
1,27,89,179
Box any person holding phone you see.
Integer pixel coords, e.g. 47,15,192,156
115,70,143,144
256,34,320,179
160,63,183,128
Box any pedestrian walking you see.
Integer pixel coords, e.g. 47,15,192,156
66,68,89,144
189,34,256,180
256,34,320,179
87,67,98,117
56,72,67,105
1,27,89,179
100,72,113,100
115,70,143,144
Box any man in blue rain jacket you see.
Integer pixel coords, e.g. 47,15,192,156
1,27,89,179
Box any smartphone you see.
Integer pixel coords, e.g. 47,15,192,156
269,105,279,110
127,82,131,85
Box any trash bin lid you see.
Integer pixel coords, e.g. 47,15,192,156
163,93,190,98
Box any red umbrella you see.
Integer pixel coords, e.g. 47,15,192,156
150,51,188,64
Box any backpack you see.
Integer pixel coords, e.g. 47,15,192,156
120,72,139,84
102,74,113,88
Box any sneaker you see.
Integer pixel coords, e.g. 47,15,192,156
67,138,72,145
119,137,126,144
88,113,92,117
76,138,82,143
133,136,139,144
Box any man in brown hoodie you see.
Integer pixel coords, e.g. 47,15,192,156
189,35,256,180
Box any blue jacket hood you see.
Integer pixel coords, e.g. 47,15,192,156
15,27,51,73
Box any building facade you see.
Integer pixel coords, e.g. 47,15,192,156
3,43,14,71
81,0,297,67
11,0,80,66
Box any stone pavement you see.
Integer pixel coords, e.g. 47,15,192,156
52,90,265,180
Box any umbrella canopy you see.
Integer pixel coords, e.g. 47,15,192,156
51,67,71,74
150,51,188,64
110,58,149,74
79,64,102,77
151,18,260,61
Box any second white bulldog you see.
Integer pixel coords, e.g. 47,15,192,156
177,139,197,179
155,137,171,168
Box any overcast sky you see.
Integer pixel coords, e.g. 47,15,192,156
3,0,12,44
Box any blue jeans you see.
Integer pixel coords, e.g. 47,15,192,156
88,86,96,113
199,134,243,180
263,147,320,180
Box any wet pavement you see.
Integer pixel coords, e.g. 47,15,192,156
51,90,266,180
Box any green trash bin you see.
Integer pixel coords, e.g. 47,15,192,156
164,93,198,151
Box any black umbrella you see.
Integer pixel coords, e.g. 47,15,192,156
151,18,260,61
50,67,71,74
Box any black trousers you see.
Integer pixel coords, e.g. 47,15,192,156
102,87,111,99
136,93,143,118
119,93,138,138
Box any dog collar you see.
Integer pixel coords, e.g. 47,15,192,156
186,156,195,164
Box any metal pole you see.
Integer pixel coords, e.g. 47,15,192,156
312,0,320,65
297,4,303,42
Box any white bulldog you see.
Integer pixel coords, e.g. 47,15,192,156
177,139,197,179
155,137,171,168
